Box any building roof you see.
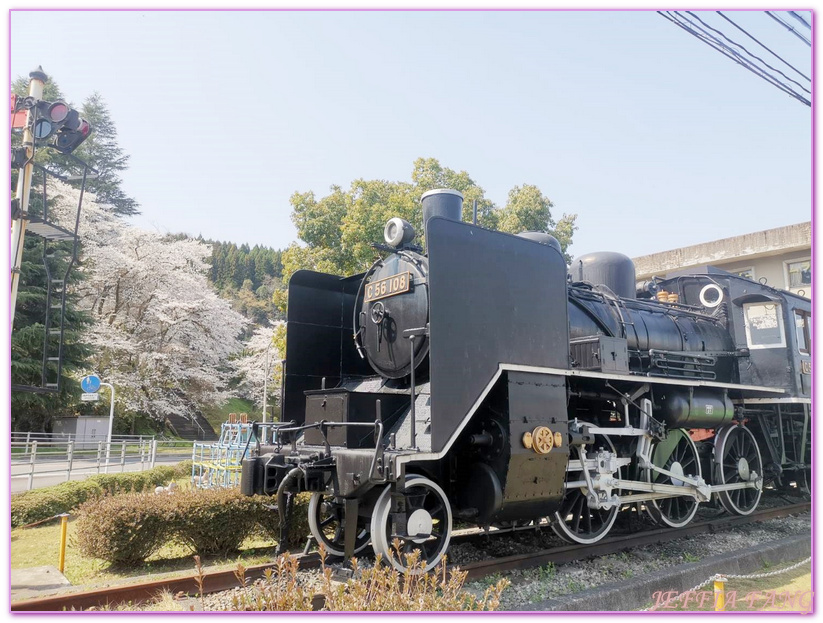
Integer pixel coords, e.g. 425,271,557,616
633,222,811,279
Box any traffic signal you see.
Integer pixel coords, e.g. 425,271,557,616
32,100,70,140
53,110,92,154
26,98,92,154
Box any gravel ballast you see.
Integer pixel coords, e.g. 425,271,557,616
461,512,810,610
196,495,810,612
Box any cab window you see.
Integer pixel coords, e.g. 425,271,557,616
743,302,786,349
795,310,811,355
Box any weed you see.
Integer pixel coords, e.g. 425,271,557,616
224,546,510,611
538,562,556,581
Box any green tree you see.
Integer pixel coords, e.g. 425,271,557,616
11,73,136,430
71,93,140,216
11,236,91,432
497,184,578,261
13,76,138,215
280,158,576,286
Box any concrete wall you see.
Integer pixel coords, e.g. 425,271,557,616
633,222,811,298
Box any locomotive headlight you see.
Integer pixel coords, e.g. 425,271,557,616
383,217,416,248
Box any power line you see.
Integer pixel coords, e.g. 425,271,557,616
686,11,810,94
788,10,812,31
716,11,811,82
766,11,812,46
664,11,810,105
658,11,811,106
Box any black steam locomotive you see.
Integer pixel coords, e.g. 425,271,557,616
241,189,811,572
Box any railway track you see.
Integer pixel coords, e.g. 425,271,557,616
11,501,810,612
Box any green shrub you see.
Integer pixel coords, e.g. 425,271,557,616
72,486,316,565
11,461,192,527
173,460,193,478
251,492,311,548
168,488,261,557
11,480,103,527
74,492,175,565
91,465,178,494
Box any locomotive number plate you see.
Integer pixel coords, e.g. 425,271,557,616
365,272,411,302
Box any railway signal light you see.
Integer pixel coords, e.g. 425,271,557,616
24,98,93,154
53,117,92,154
32,100,70,140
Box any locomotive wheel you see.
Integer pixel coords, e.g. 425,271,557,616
645,430,701,528
552,426,621,544
370,475,452,574
713,425,763,516
308,493,371,557
795,467,812,495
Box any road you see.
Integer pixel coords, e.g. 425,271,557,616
10,452,192,493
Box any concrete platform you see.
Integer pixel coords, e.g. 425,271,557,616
518,533,811,611
11,566,73,601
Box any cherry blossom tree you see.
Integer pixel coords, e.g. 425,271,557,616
49,181,247,422
231,324,284,415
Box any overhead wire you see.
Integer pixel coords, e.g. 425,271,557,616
658,11,811,106
716,11,811,82
668,13,806,103
787,10,812,31
686,11,810,94
765,11,812,46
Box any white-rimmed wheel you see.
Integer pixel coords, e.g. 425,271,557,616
714,425,763,516
645,429,701,528
370,475,452,574
308,493,371,556
552,425,621,544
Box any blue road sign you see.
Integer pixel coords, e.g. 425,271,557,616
81,375,101,393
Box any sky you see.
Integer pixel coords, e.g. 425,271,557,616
9,8,813,259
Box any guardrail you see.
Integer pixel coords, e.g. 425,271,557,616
11,432,158,452
10,438,195,491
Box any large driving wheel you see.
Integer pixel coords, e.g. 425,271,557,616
308,493,371,556
370,475,452,574
645,429,701,528
714,425,763,515
553,425,621,544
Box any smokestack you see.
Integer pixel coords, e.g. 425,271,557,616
421,189,463,230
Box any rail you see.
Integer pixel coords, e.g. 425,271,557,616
9,500,809,611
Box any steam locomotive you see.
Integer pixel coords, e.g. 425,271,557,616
241,189,811,572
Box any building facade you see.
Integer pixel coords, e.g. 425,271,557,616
633,222,812,299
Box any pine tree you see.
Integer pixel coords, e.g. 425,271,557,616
11,73,135,430
11,236,91,431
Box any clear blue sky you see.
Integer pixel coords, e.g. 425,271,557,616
10,9,812,259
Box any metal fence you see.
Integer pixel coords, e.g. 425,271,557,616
10,434,194,491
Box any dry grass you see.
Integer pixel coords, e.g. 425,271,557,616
223,544,509,612
83,590,187,612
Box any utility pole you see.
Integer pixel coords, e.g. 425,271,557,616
262,344,271,443
11,67,48,328
100,381,116,473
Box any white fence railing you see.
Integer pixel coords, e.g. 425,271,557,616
11,437,194,491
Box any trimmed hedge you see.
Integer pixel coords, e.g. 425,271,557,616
173,488,261,556
252,492,311,549
11,461,192,528
74,492,176,565
75,488,314,564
